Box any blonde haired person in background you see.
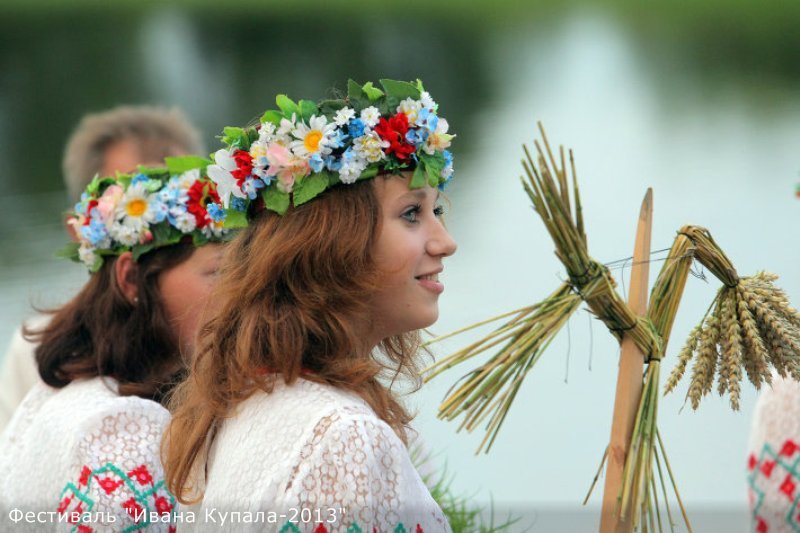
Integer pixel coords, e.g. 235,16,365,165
0,105,204,432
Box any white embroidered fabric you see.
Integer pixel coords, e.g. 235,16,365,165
0,316,46,433
0,377,174,532
747,374,800,533
194,378,450,532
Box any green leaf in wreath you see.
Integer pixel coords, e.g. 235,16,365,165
275,94,299,117
223,208,248,229
165,156,210,175
261,110,284,126
55,241,80,261
298,99,319,121
420,151,446,187
222,126,249,149
379,79,421,107
361,81,385,101
318,99,346,116
410,164,428,189
264,187,290,215
292,172,331,206
132,243,156,262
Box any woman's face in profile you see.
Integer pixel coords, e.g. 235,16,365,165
158,243,225,355
368,175,457,340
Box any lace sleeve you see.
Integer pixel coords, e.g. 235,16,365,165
285,410,449,533
747,375,800,533
56,400,177,532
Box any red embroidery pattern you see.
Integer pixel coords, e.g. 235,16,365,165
58,462,176,532
748,439,800,532
97,476,123,494
128,465,153,485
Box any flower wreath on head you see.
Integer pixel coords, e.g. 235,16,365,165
60,156,238,272
207,78,455,217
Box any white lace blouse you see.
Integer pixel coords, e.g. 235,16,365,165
0,377,175,532
747,374,800,533
194,378,450,533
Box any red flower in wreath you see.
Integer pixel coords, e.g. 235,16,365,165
231,150,254,185
187,180,222,229
374,112,416,161
83,200,99,226
128,465,153,485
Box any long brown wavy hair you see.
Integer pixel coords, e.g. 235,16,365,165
25,244,195,403
164,178,423,503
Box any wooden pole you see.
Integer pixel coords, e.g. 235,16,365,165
599,189,653,533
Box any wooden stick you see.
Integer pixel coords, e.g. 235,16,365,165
600,189,653,533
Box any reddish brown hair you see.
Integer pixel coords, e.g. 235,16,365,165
164,178,422,503
26,244,196,403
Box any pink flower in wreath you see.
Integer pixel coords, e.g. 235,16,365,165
265,143,309,194
97,184,123,224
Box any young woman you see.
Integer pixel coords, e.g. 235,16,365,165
165,79,457,532
0,160,234,532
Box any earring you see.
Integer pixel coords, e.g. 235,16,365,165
133,296,139,304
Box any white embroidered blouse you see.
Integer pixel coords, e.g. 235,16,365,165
193,378,450,533
747,374,800,533
0,377,175,532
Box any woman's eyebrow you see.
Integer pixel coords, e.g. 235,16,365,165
397,189,431,202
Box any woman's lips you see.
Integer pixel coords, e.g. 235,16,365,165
416,272,444,294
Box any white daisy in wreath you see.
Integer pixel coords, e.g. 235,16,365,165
113,181,163,233
290,115,336,158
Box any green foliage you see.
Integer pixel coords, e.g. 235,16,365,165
361,81,385,101
380,79,421,107
264,187,290,215
410,164,428,189
85,175,103,195
222,126,250,150
137,165,167,176
55,241,79,261
261,110,283,126
166,156,211,174
318,99,347,116
425,466,520,533
298,99,319,121
191,232,209,247
223,208,248,229
292,172,331,206
142,178,163,193
419,151,446,188
131,242,155,261
355,166,378,182
275,94,299,117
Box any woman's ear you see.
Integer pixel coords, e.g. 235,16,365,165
114,252,139,304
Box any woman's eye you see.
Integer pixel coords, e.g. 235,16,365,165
433,205,445,218
401,205,421,223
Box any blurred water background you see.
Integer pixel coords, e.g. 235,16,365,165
2,1,799,530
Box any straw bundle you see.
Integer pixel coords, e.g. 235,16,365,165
424,123,800,531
